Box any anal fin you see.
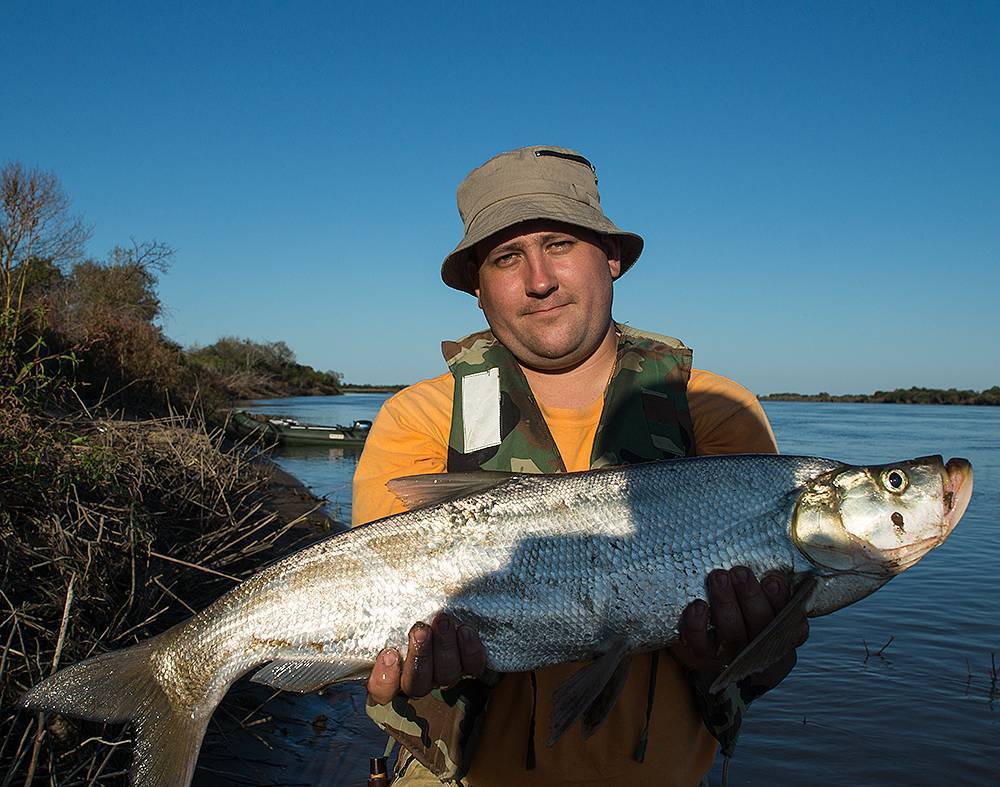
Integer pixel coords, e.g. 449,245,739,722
548,637,630,745
710,573,818,695
250,658,370,693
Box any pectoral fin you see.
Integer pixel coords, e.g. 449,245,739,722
549,638,631,745
709,573,818,695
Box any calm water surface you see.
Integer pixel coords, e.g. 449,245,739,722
199,397,999,785
236,393,390,525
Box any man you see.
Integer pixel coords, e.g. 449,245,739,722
352,146,806,785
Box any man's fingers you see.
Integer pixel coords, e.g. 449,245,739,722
707,569,748,662
431,613,462,687
367,648,401,705
731,566,775,641
761,573,791,613
678,599,715,662
400,622,434,698
457,625,487,678
371,618,488,705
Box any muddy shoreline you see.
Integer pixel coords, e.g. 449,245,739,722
259,458,347,534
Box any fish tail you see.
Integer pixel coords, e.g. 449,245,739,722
20,631,210,787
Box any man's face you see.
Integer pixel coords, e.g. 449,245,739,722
473,220,621,371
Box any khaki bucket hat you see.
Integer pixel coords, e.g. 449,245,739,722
441,146,644,294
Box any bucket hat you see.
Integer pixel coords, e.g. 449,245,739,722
441,146,644,294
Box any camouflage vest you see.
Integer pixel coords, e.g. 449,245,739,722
443,322,696,473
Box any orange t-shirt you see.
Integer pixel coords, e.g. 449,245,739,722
352,368,777,786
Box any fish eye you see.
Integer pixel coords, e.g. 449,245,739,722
881,468,909,494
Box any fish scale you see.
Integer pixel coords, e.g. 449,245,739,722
305,455,802,671
20,452,972,787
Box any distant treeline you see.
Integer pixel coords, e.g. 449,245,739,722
761,386,1000,406
340,383,407,393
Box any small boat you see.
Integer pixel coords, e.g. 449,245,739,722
228,410,372,446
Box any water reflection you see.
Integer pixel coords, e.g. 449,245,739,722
278,444,365,461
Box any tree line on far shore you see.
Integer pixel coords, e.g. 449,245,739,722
760,386,1000,406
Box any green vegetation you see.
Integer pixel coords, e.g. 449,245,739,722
187,336,343,399
20,240,197,414
1,161,343,416
761,386,1000,406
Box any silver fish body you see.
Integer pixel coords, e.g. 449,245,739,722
21,453,972,787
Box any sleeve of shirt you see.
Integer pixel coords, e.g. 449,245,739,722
351,374,454,527
688,369,778,456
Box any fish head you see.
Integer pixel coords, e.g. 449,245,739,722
792,455,972,577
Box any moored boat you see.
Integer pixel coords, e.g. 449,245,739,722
228,410,372,446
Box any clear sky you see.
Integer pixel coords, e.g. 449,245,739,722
3,2,998,394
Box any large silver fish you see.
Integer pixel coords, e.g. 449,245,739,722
21,453,972,786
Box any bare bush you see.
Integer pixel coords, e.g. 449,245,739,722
0,406,331,783
1,162,90,355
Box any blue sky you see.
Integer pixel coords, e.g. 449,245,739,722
3,2,997,394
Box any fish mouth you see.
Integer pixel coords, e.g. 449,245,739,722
943,457,973,534
879,535,950,573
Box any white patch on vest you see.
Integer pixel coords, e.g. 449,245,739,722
462,367,501,453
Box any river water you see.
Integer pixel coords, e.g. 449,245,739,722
196,396,999,785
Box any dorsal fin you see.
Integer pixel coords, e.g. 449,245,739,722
387,471,516,510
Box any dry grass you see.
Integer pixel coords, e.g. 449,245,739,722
0,403,330,785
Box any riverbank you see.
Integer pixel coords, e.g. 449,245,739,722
260,456,344,532
0,162,363,782
0,404,340,783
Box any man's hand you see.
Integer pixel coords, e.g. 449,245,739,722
367,612,488,705
676,566,809,695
